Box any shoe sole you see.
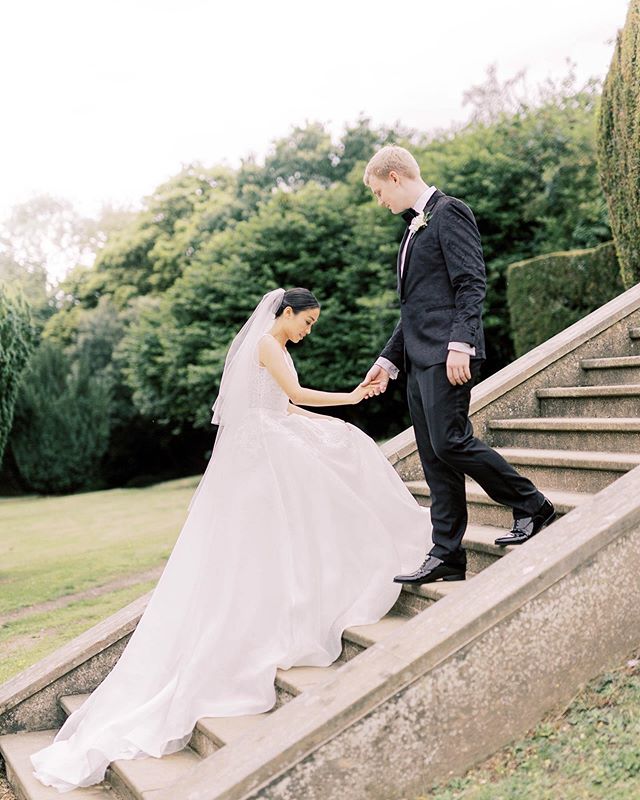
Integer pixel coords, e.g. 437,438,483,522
394,572,466,585
494,510,558,547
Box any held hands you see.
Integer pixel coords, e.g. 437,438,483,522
350,366,388,404
350,381,380,404
361,365,390,398
446,350,472,386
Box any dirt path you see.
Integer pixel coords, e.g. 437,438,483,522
0,565,165,628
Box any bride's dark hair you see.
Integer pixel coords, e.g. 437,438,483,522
275,287,320,317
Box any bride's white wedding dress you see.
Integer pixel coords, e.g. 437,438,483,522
30,327,429,792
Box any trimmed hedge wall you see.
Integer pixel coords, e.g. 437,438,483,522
598,0,640,287
507,241,624,356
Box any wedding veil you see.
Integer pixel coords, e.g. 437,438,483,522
187,287,285,513
210,287,286,429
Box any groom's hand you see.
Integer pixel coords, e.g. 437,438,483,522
362,365,389,397
446,351,472,385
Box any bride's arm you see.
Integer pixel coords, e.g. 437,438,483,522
288,403,337,420
259,336,370,407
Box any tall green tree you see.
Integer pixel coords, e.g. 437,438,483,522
598,0,640,287
0,284,37,467
77,165,243,309
10,341,111,493
119,179,409,438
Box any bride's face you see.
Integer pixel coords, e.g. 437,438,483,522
282,306,320,343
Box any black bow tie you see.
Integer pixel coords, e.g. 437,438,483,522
401,208,419,225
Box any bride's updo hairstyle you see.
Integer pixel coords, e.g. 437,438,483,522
275,288,320,317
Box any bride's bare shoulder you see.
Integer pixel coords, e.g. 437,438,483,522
258,333,283,366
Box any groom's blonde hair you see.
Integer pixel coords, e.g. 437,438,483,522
363,144,421,186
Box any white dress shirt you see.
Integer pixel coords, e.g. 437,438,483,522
375,185,476,380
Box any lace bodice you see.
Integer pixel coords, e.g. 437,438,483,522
248,334,296,415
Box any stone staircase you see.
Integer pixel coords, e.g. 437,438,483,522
402,325,640,525
2,318,640,799
1,529,510,799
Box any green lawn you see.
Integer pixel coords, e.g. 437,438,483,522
0,475,201,683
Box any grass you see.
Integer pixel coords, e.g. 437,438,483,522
419,651,640,800
0,475,201,683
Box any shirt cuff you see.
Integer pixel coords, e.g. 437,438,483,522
375,356,400,380
448,341,476,356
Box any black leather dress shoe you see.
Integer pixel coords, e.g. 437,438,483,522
494,497,557,546
393,555,466,584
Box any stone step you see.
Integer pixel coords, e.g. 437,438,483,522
59,663,344,766
580,355,640,385
405,481,587,528
193,662,344,758
488,417,640,452
20,564,499,800
537,384,640,417
54,667,345,796
0,728,115,799
57,694,201,799
494,446,640,493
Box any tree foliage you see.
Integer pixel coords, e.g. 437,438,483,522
9,341,111,493
3,64,618,491
120,180,410,438
0,284,37,467
598,0,640,287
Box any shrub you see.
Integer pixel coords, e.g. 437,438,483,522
10,341,112,493
507,241,624,356
0,283,37,467
598,0,640,287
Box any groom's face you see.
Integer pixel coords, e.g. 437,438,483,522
368,172,409,215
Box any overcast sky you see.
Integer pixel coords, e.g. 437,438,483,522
0,0,630,224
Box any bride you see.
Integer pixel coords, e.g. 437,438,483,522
30,287,429,792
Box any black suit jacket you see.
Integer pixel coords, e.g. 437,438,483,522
379,189,487,371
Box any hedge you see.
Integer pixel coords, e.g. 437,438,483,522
598,0,640,287
506,241,624,356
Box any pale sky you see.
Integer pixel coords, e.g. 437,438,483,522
0,0,630,227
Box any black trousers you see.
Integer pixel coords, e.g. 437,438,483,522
406,357,544,562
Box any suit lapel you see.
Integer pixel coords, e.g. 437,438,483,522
400,189,444,297
396,227,410,292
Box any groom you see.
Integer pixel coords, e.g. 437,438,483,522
362,145,556,584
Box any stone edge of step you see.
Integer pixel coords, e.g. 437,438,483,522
494,446,640,471
488,417,640,431
406,479,590,514
580,355,640,368
537,384,640,398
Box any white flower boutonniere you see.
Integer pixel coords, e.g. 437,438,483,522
409,210,432,235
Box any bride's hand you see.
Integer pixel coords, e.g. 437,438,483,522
350,382,378,404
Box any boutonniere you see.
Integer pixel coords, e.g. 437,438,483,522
409,210,432,235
